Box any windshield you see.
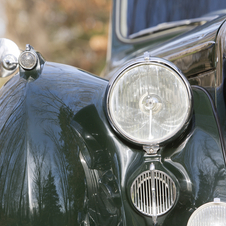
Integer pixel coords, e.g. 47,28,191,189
120,0,226,38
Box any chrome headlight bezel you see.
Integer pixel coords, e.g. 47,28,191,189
106,56,193,146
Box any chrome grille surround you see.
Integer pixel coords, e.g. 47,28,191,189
130,169,177,217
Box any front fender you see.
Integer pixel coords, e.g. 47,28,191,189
0,62,225,226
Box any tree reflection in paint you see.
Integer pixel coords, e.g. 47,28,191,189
42,170,61,226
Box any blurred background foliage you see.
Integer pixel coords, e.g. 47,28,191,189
3,0,111,75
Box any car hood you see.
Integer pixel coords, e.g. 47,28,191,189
0,62,110,224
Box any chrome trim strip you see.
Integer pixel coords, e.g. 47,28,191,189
151,166,157,224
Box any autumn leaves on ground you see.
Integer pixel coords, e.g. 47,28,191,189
5,0,111,75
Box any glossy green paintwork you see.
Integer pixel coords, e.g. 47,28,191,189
0,58,225,225
0,63,111,226
1,1,226,225
106,0,226,81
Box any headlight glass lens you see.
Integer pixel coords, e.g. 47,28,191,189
187,201,226,226
107,61,191,145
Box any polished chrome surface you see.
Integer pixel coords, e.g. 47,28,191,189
2,54,18,70
143,145,159,155
106,55,193,146
0,38,20,78
18,45,38,70
130,169,177,217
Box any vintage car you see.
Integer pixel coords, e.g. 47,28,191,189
1,0,226,225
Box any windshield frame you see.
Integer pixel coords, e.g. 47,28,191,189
115,0,217,44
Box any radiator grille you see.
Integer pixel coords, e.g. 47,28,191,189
130,170,176,216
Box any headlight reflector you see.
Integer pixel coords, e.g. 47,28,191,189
187,200,226,226
107,57,192,145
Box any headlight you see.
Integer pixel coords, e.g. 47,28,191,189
187,199,226,226
106,55,192,146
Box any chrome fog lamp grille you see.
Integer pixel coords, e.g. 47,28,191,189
131,170,176,217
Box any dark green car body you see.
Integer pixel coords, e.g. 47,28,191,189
1,1,226,225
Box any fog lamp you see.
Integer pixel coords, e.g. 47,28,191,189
106,56,192,146
187,199,226,226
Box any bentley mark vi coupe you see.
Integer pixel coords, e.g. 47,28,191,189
1,0,226,225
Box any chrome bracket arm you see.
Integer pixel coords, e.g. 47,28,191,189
143,145,160,155
150,163,158,225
